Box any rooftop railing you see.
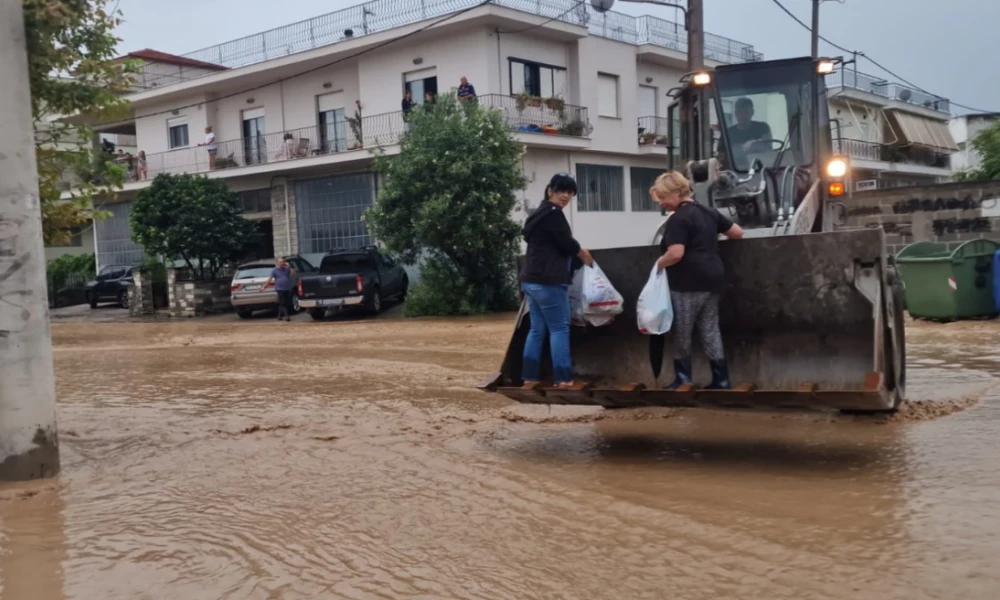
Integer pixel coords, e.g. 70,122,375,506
131,0,761,91
826,69,950,114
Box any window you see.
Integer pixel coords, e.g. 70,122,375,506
630,167,664,212
638,85,657,118
509,59,567,98
576,164,624,212
317,92,347,153
598,74,619,118
237,189,272,214
405,68,438,105
167,117,189,149
243,108,266,165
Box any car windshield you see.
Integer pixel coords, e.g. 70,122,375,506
713,61,815,173
234,267,274,280
320,253,375,274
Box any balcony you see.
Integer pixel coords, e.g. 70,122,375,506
130,0,762,92
128,111,406,182
826,70,950,114
834,138,951,172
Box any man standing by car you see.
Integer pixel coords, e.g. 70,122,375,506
264,257,296,321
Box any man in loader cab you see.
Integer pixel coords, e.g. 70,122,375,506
727,97,773,161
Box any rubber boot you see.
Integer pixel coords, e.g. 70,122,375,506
705,359,732,390
665,358,693,390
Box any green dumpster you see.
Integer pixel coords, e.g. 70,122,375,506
895,239,1000,320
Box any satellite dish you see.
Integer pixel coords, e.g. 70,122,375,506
897,88,912,102
591,0,615,13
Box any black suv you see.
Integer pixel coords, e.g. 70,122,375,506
86,265,137,309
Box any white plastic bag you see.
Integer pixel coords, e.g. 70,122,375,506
637,264,673,335
579,262,624,326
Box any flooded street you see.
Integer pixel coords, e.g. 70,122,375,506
1,313,999,599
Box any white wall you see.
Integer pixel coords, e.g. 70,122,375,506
575,37,642,155
635,62,685,119
134,94,211,155
357,28,492,116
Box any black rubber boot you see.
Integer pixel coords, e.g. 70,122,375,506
665,358,693,390
705,359,732,390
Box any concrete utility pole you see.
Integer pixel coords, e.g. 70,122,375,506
687,0,704,71
0,0,61,481
811,0,820,58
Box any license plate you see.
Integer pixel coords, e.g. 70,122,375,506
242,284,262,292
318,298,345,307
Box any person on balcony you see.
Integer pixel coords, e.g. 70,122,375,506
458,76,477,101
199,126,217,169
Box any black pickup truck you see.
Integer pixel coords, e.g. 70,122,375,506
297,246,409,320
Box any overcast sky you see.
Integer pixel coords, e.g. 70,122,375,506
112,0,997,115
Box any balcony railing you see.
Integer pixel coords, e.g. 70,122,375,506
826,70,950,114
478,94,590,137
131,0,761,91
637,116,670,146
128,111,406,182
834,138,950,169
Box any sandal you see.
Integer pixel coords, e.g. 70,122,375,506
553,381,576,389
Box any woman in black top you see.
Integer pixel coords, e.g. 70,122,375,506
519,173,593,388
651,171,744,389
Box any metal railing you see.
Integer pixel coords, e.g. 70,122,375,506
130,111,406,181
834,138,951,169
478,94,590,136
827,69,950,114
637,116,670,145
130,0,761,91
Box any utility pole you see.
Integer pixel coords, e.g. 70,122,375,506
811,0,820,58
687,0,704,71
0,0,61,481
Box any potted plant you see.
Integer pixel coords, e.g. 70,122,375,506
558,119,587,137
544,96,566,114
639,132,656,145
515,92,543,112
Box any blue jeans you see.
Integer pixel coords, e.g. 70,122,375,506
521,282,573,384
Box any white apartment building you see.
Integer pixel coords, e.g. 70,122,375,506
825,69,957,191
83,0,765,269
949,112,999,174
83,0,956,270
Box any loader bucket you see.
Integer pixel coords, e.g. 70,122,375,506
479,228,905,412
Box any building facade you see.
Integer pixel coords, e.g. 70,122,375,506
80,0,955,270
949,112,999,175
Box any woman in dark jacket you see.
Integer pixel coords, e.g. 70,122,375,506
520,173,593,388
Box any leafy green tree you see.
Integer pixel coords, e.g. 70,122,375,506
365,93,525,316
130,174,259,281
23,0,137,245
955,119,1000,182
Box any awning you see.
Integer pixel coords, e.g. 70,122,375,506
885,110,959,152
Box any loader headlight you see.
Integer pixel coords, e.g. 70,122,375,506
826,157,848,178
692,72,712,86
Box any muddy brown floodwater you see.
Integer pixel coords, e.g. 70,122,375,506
1,314,999,599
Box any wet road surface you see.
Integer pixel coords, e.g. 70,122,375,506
1,315,998,599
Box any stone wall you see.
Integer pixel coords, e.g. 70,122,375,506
270,177,299,258
129,268,170,317
840,181,1000,256
166,268,233,318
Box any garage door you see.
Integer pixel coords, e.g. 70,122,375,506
94,201,144,269
295,173,376,254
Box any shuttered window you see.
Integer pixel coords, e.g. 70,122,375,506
576,164,624,212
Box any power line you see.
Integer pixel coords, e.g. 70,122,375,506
768,0,993,114
101,0,492,129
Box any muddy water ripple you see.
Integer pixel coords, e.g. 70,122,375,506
0,316,997,599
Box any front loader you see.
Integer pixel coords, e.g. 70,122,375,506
479,56,906,412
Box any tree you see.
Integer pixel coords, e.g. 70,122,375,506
365,93,526,316
23,0,137,245
954,119,1000,182
130,174,259,281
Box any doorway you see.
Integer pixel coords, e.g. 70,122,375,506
242,108,266,165
251,219,275,260
405,68,438,104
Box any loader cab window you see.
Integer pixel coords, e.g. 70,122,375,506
713,62,815,173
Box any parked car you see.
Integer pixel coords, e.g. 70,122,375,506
230,256,316,319
86,264,137,309
298,246,408,320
